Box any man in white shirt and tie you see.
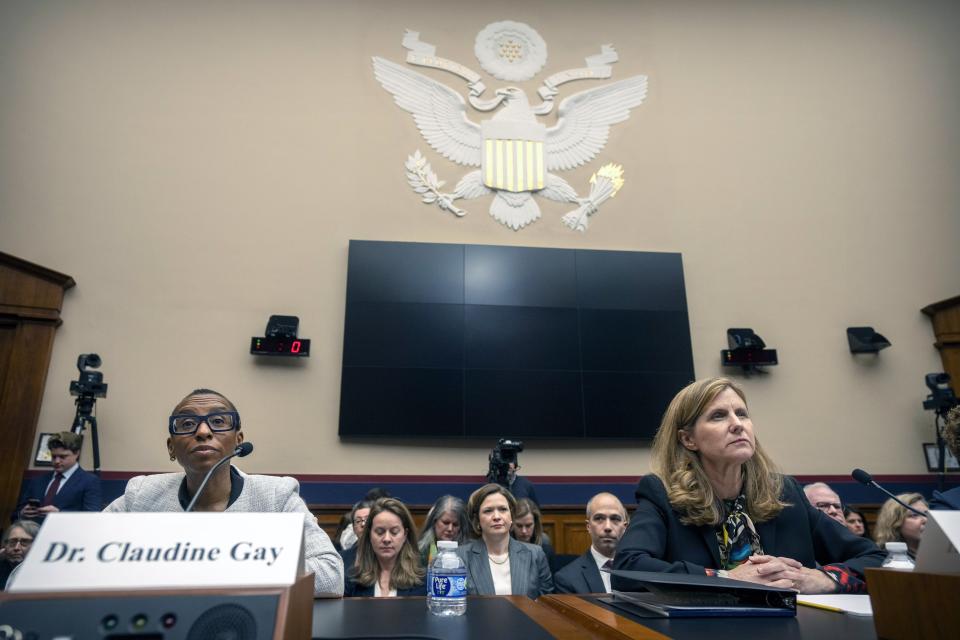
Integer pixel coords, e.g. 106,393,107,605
554,492,628,593
15,431,102,522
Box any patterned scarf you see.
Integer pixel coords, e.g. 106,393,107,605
717,494,763,570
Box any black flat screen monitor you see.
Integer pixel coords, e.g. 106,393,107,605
339,240,694,439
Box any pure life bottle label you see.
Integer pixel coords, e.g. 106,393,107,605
431,573,467,597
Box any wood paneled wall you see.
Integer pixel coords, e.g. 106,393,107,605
0,253,74,525
312,503,882,556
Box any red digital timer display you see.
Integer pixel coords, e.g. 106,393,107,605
250,337,311,357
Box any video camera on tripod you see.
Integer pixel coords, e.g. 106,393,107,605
486,438,524,488
69,353,107,473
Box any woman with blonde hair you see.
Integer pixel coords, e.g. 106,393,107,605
345,497,426,597
613,377,884,594
873,493,928,559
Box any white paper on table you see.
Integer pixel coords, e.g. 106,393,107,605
797,594,873,616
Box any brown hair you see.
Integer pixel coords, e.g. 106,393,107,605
650,377,787,526
873,493,925,548
512,497,544,545
466,483,517,538
351,498,425,590
47,431,82,453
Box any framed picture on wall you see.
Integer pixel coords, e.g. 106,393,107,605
34,432,55,466
924,442,960,472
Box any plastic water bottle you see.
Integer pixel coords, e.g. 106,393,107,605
427,540,467,616
881,541,915,570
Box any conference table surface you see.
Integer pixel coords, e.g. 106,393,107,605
311,594,879,639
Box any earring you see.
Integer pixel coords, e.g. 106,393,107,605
169,455,176,461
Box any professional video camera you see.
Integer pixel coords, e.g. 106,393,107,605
486,438,524,488
923,373,957,415
69,353,107,473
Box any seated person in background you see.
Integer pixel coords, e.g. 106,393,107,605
803,482,846,525
554,493,628,594
613,377,884,594
458,484,553,598
844,506,870,538
1,520,39,590
417,495,469,565
15,431,102,521
332,511,352,553
931,405,960,510
103,388,343,597
512,497,556,569
507,461,540,506
873,493,928,559
344,498,425,597
342,501,373,552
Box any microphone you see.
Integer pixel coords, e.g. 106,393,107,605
185,442,254,512
851,468,928,517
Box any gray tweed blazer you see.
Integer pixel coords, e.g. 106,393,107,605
104,468,344,596
457,537,554,599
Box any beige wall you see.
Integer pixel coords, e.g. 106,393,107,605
1,0,958,477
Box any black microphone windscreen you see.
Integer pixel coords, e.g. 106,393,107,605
851,468,873,485
237,442,254,457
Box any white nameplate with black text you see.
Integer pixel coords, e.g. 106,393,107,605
8,512,305,592
916,510,960,573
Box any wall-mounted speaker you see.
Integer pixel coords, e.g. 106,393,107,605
0,574,312,640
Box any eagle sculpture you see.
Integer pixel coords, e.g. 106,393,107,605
372,56,648,230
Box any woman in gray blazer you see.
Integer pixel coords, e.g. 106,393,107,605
103,388,344,597
458,483,553,599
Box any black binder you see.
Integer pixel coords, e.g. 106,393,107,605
608,569,797,618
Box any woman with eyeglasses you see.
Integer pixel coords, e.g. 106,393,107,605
1,520,39,590
345,498,426,597
103,388,344,596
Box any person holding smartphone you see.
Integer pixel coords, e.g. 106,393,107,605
14,432,102,521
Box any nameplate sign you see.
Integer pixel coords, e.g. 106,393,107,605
916,511,960,573
8,512,305,592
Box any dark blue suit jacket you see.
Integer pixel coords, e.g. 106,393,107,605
612,474,884,589
14,467,102,520
930,486,960,510
509,476,539,506
553,549,607,594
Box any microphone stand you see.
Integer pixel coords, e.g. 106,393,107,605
852,468,928,517
185,444,249,513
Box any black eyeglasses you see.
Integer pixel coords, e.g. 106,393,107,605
815,501,843,512
168,412,240,435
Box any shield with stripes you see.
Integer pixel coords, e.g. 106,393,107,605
481,120,546,193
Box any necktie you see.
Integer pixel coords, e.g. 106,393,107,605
42,473,64,506
603,559,613,570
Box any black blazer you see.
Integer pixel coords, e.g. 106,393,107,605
612,474,884,589
930,486,960,510
344,578,426,597
14,467,102,520
553,549,607,594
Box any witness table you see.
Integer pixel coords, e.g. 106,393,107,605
311,595,589,639
538,594,878,640
312,595,879,640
